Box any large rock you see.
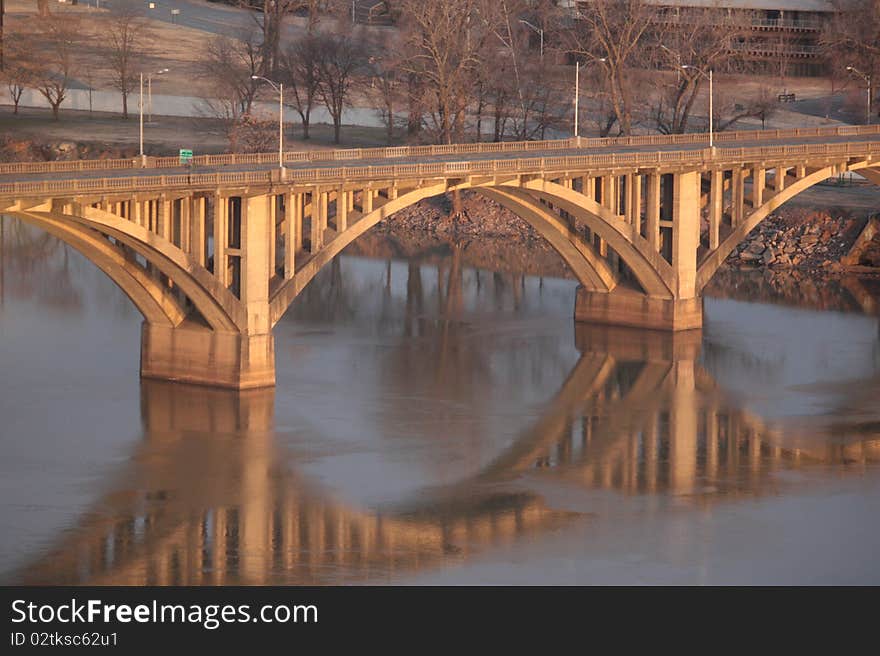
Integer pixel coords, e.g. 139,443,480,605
747,240,766,255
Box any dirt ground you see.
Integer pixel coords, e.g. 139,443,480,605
7,0,220,99
0,105,395,155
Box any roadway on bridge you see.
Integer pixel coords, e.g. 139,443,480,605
3,131,879,186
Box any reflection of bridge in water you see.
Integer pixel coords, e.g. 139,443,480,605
12,324,879,586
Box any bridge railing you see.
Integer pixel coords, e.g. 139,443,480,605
3,124,880,176
4,138,880,199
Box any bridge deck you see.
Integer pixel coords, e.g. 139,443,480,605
3,128,880,189
2,133,878,202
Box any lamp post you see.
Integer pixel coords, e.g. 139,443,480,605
519,19,543,60
251,75,285,173
846,65,872,124
683,65,713,149
139,68,169,166
574,60,579,137
659,44,681,84
147,68,169,123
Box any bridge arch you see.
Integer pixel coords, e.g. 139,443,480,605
697,161,880,290
17,206,245,332
269,180,621,326
516,179,676,298
11,210,187,327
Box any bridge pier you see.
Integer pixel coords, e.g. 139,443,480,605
140,322,275,390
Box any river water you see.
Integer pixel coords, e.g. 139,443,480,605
1,219,878,585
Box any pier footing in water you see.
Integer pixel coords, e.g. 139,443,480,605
575,287,703,332
140,322,275,389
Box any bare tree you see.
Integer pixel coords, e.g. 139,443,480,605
279,34,322,139
238,0,323,76
396,0,497,144
564,0,655,135
228,112,277,152
649,7,750,134
104,3,152,119
1,40,34,115
29,16,82,120
198,30,264,145
363,44,406,143
315,32,368,143
821,0,880,118
478,1,567,141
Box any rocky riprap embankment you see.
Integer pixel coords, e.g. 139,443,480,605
375,191,541,241
384,194,879,273
721,209,874,271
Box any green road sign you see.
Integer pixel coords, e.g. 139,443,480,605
179,149,193,164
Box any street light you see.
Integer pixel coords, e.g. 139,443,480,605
139,68,169,166
251,75,285,172
519,19,543,60
147,68,169,123
659,44,681,84
846,65,872,124
682,65,714,149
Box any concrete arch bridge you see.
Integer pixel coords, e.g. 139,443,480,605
2,125,880,388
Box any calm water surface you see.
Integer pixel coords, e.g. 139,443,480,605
0,218,878,585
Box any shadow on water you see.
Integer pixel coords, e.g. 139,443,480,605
2,219,880,584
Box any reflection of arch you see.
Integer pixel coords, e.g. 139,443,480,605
269,181,621,325
10,381,570,586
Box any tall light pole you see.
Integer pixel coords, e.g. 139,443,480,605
147,68,169,123
139,68,169,166
139,73,144,165
659,44,681,84
251,75,285,173
519,19,543,60
683,65,714,149
574,61,579,137
846,65,872,124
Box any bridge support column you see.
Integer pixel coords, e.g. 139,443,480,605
646,173,661,250
575,170,703,332
752,167,765,207
732,168,745,225
140,193,278,389
709,170,722,250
